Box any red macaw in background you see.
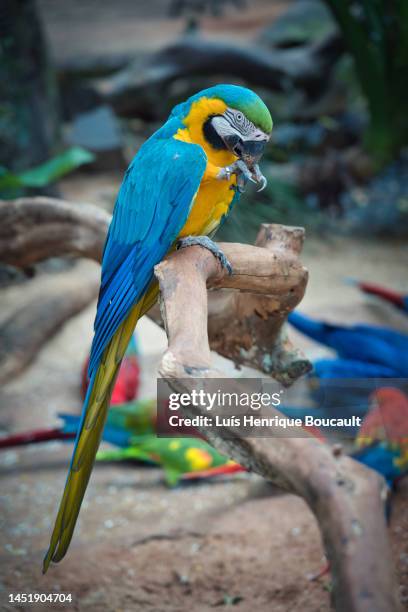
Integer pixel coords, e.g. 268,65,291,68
0,399,157,450
348,278,408,314
82,333,141,405
354,387,408,487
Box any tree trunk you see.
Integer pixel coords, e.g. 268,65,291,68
0,0,60,171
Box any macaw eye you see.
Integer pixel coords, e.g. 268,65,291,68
236,113,244,122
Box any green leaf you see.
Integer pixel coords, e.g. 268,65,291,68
0,165,22,190
17,147,95,187
0,147,95,193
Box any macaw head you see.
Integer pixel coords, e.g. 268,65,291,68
172,84,273,167
357,387,408,447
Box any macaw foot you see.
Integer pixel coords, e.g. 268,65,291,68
177,235,233,275
252,164,268,192
217,160,267,193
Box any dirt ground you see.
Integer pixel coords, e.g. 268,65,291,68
1,171,408,611
2,1,408,609
37,0,289,61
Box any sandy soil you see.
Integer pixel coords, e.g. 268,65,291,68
38,0,288,62
1,171,408,611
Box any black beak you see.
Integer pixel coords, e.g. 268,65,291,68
223,135,267,167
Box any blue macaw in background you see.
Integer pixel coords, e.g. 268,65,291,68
286,311,408,446
0,406,244,487
288,310,408,378
312,358,397,379
43,84,273,572
352,444,404,489
0,400,157,450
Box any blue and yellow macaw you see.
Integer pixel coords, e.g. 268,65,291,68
43,84,272,571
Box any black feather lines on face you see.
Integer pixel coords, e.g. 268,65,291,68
224,109,252,136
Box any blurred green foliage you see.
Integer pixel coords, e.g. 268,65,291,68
324,0,408,165
258,0,336,48
0,147,95,199
218,176,322,244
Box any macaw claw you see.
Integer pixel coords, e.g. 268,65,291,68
217,160,266,193
233,159,257,193
177,235,233,275
252,164,268,192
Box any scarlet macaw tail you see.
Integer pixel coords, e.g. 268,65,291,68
346,278,406,310
42,292,155,573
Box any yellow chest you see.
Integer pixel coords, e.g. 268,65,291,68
179,173,237,237
174,97,238,237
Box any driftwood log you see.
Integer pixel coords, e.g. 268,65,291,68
0,197,110,267
0,262,99,385
95,33,343,119
0,198,109,384
0,197,398,611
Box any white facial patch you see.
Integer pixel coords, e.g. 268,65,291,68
211,116,236,139
212,108,269,142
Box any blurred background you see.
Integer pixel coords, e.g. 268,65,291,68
1,1,408,610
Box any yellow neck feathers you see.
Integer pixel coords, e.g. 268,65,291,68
175,97,237,167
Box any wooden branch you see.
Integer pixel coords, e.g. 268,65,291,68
0,262,99,385
0,197,110,268
155,242,398,612
154,225,311,384
208,225,311,385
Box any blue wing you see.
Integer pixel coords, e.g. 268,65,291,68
288,311,408,375
88,129,207,375
352,443,404,487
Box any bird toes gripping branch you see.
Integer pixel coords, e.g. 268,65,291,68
177,235,233,275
